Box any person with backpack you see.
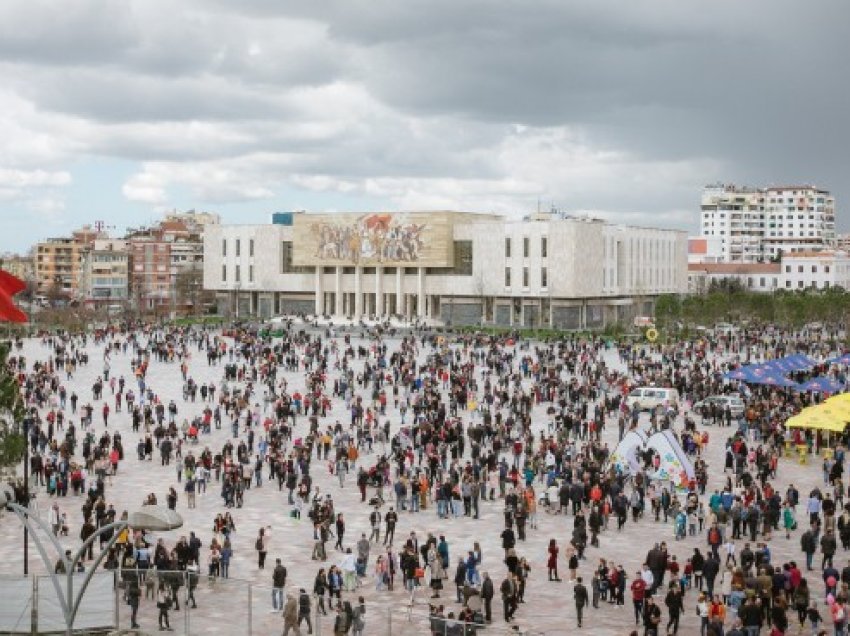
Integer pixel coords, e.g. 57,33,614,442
707,524,722,559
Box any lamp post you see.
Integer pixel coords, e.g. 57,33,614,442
1,492,182,635
22,415,31,576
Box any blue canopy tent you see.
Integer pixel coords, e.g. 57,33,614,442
797,377,845,393
829,353,850,366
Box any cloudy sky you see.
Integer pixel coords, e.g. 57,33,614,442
1,0,848,252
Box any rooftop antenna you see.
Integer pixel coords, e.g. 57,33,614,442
93,220,115,233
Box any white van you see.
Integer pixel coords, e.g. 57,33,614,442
625,387,680,412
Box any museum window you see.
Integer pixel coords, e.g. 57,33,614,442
541,237,548,258
504,267,511,287
343,267,355,274
235,265,241,283
363,267,376,275
221,265,227,282
235,239,241,257
249,239,254,257
451,240,473,275
541,267,548,288
222,239,227,256
280,241,310,274
505,238,511,258
523,267,529,287
523,237,530,258
249,265,254,283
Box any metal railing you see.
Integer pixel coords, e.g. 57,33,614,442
0,569,558,635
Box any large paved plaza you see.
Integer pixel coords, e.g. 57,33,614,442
0,327,828,635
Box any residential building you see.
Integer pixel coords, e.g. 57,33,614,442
127,217,211,316
203,211,688,329
78,239,130,306
0,252,35,286
699,183,836,262
779,250,850,291
687,236,725,264
687,262,781,295
762,186,835,259
700,184,765,262
34,226,103,297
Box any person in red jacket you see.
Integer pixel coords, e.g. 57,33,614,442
631,571,647,625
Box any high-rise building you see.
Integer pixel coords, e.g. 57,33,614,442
700,184,765,262
762,186,835,259
699,183,835,262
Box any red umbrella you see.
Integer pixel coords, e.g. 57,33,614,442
0,270,27,323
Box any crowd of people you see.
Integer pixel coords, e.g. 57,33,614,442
4,319,850,635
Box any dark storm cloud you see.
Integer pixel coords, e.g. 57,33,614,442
0,0,848,233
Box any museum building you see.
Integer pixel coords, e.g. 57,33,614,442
202,210,688,329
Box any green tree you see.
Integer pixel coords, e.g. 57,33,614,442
654,294,681,328
0,342,26,470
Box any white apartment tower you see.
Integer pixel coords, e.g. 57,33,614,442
762,186,835,259
700,183,835,262
700,184,765,262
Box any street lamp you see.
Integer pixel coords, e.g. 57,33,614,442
1,487,182,636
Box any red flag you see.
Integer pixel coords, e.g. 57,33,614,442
0,270,26,296
0,270,27,323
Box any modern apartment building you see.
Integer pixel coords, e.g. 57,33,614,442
762,186,836,259
127,218,209,316
203,211,688,329
78,239,130,306
699,184,836,263
34,226,103,297
700,184,765,262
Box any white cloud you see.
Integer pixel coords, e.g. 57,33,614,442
0,0,846,249
122,172,167,204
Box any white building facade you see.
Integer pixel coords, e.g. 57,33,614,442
763,186,836,259
779,251,850,291
699,184,836,263
700,184,765,262
203,211,688,329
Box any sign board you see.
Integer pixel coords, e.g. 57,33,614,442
292,212,455,267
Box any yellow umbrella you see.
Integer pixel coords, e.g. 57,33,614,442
785,412,847,433
826,393,850,406
809,404,850,422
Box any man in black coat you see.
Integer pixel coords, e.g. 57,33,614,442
573,576,589,627
821,528,837,569
481,572,494,623
800,529,817,570
703,553,720,597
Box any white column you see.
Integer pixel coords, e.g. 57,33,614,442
335,266,342,316
354,265,363,318
395,268,403,318
417,267,425,319
375,266,384,316
314,267,323,315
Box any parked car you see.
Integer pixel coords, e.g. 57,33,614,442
692,395,745,418
625,387,679,412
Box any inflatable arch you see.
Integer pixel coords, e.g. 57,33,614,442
607,428,696,490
